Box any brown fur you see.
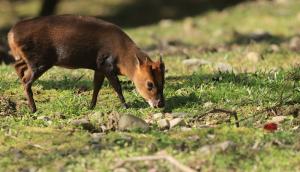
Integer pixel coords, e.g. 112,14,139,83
8,15,165,112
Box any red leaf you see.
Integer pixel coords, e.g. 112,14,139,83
263,122,278,132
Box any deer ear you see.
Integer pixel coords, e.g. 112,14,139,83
158,54,164,66
135,54,142,67
158,54,164,63
157,54,164,71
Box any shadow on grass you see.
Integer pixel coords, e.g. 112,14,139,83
164,92,200,112
7,69,297,110
167,71,292,90
100,0,247,27
37,79,92,90
226,31,292,46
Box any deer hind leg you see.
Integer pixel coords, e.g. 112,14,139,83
14,59,30,84
24,63,52,113
14,58,51,113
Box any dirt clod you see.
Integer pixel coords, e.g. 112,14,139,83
0,97,16,116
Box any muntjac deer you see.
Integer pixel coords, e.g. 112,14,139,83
8,15,165,113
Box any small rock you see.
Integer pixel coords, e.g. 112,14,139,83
246,52,261,63
203,101,213,108
270,44,280,52
37,116,51,121
183,17,197,33
159,19,173,28
169,118,186,128
181,127,192,131
182,58,211,69
289,36,300,51
157,119,170,129
198,141,235,155
164,113,174,120
207,134,215,139
268,116,287,124
72,118,95,131
215,63,234,73
118,114,149,132
153,113,164,120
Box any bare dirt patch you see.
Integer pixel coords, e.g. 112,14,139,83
0,96,16,116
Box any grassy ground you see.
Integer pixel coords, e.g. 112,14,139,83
1,0,300,171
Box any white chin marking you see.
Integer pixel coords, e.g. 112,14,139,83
148,100,154,108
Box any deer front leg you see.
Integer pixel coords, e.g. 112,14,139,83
104,72,128,108
101,55,128,108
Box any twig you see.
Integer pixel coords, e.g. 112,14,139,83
114,154,196,172
210,108,239,127
194,108,239,127
74,74,85,84
235,104,281,123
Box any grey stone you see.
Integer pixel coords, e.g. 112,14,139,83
246,52,261,63
268,116,287,124
289,36,300,51
270,44,280,52
153,113,164,120
72,118,94,131
157,119,170,129
169,118,186,128
182,58,211,69
118,114,149,132
215,63,234,73
198,141,235,155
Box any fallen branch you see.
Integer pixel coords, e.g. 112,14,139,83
74,74,85,84
211,108,239,127
113,154,196,172
236,104,282,124
194,108,239,127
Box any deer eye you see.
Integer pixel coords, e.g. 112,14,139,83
147,81,154,91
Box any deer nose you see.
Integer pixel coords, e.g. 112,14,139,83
157,99,165,108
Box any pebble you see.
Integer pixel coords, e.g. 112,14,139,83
118,114,149,132
72,118,94,131
153,113,164,120
215,63,234,73
169,118,186,128
182,58,211,69
157,119,170,129
289,36,300,51
246,51,261,63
